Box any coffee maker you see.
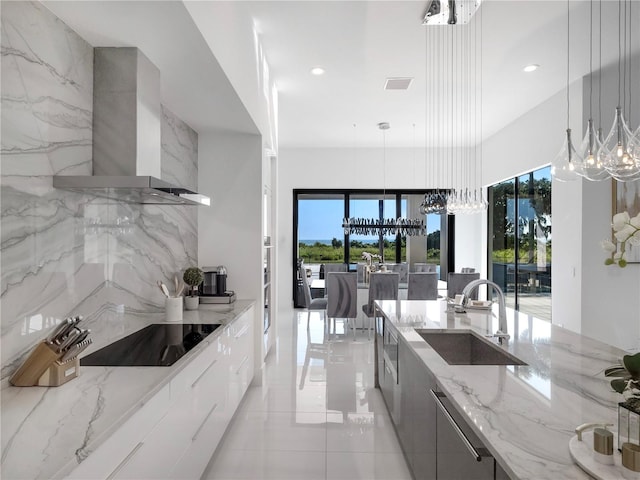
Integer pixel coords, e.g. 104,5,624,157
200,266,235,304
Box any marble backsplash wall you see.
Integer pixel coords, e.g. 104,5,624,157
1,2,198,381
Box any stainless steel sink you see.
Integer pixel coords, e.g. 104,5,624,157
416,330,527,366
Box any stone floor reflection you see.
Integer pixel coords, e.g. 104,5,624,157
203,307,411,480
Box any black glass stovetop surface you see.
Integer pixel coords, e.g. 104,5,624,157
81,323,221,367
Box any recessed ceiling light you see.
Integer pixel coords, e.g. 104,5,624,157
310,67,325,76
523,64,540,73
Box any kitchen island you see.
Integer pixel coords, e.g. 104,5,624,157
375,299,623,480
1,300,255,480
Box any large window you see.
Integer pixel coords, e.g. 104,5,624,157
293,190,452,301
488,166,551,321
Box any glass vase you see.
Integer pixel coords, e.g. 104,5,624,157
618,398,640,451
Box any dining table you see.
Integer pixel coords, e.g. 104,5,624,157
310,278,448,330
310,278,448,292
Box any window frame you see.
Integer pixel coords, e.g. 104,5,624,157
292,188,454,303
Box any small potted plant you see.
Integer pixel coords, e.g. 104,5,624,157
183,267,204,310
605,353,640,447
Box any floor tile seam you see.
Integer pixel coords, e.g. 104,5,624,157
240,409,330,414
212,447,330,454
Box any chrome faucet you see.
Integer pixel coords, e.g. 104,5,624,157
461,279,510,345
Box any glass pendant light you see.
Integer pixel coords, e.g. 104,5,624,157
601,106,640,181
579,119,609,181
599,0,640,181
577,0,609,181
552,128,581,182
552,0,579,183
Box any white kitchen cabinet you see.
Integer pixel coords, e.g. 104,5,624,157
115,337,226,479
227,309,254,412
65,383,170,480
66,306,255,480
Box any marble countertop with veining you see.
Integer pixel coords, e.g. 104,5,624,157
0,300,255,480
376,299,624,480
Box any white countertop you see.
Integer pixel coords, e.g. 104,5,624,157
376,299,624,480
0,301,255,480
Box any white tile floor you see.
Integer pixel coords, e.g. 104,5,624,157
202,308,412,480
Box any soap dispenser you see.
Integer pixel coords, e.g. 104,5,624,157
575,423,614,465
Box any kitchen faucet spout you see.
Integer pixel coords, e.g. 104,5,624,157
461,279,509,345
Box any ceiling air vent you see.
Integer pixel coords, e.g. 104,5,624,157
384,77,413,90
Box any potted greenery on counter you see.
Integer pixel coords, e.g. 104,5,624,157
183,267,204,310
606,353,640,447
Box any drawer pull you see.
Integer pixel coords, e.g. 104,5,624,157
192,403,218,442
429,389,491,462
234,324,250,339
106,442,144,479
235,355,249,374
191,359,218,388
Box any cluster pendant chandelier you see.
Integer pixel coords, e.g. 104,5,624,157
342,123,426,237
553,0,640,183
420,0,487,215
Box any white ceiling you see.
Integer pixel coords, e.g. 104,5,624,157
43,1,639,149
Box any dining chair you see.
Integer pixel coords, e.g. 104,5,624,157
356,264,367,283
414,263,437,273
323,263,348,277
407,272,438,300
322,263,348,297
326,272,357,339
386,263,408,283
447,272,480,300
362,272,399,338
299,266,328,325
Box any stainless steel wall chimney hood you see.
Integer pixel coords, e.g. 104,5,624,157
53,47,210,206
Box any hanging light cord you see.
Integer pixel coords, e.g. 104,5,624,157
618,0,622,107
598,0,602,128
589,0,593,120
622,0,627,113
566,0,570,130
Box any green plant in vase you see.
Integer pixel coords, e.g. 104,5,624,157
183,267,204,296
606,353,640,446
183,267,204,310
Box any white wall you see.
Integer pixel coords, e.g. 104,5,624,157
184,1,278,153
198,131,265,372
454,214,484,274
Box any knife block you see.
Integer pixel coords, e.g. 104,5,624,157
36,358,80,387
10,342,62,387
10,341,81,387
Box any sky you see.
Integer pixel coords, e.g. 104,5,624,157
298,198,440,241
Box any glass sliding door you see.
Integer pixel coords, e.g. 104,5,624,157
348,194,385,263
516,167,551,319
297,194,345,278
488,179,516,310
292,189,456,305
488,166,551,321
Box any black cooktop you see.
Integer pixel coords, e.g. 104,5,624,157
81,323,221,367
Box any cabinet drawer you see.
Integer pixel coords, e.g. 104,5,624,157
170,397,227,479
67,384,170,480
169,338,218,402
116,355,227,479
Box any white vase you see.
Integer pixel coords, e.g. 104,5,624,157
184,296,200,310
165,297,183,322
